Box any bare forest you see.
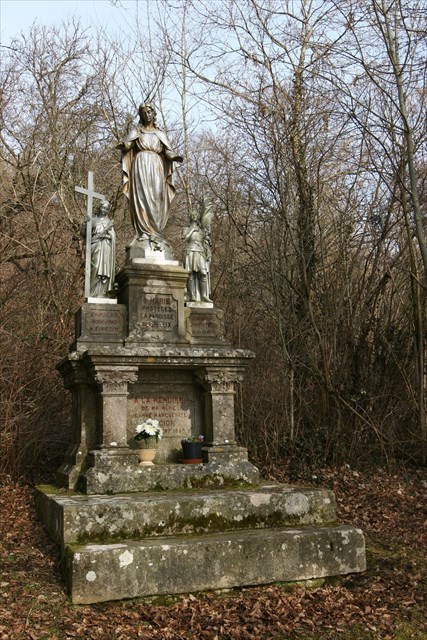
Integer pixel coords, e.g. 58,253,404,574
1,0,426,480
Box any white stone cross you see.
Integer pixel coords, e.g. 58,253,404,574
75,171,106,300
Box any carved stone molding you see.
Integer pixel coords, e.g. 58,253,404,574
196,369,245,393
57,358,89,390
92,369,138,392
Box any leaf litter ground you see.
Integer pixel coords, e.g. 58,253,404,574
0,466,426,640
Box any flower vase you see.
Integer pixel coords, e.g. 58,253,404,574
181,441,203,464
137,448,157,466
137,436,158,466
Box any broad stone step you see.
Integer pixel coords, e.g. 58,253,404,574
79,459,260,495
35,484,336,545
65,524,366,604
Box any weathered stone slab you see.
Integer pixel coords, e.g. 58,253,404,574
185,307,227,345
131,395,193,438
64,525,366,604
74,303,127,345
79,459,260,494
35,485,337,545
136,292,178,333
127,381,202,462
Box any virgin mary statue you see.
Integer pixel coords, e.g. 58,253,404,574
118,103,183,249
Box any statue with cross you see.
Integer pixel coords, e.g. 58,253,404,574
75,171,116,302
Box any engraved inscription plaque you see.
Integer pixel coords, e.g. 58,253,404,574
76,304,126,343
86,308,124,335
139,294,177,332
189,311,223,338
131,396,193,437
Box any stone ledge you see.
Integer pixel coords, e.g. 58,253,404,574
64,345,255,362
35,484,337,545
64,525,366,604
78,460,261,494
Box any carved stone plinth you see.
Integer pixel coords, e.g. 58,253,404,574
74,303,126,349
185,307,227,345
116,262,189,345
54,262,257,489
56,344,255,491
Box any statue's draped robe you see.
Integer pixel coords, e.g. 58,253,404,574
90,218,116,297
121,128,176,239
183,225,208,272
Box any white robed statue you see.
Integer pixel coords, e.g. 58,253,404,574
117,103,183,249
80,200,116,298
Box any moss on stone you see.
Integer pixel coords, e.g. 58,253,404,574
72,508,339,545
35,484,79,496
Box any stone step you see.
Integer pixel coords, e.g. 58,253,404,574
78,459,260,495
35,484,337,545
64,524,366,604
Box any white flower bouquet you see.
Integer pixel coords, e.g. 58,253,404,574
134,419,163,447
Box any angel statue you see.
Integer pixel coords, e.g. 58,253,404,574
182,196,214,304
117,102,183,252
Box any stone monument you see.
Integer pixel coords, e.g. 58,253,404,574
35,106,366,604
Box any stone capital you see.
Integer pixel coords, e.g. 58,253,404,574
57,356,90,390
91,367,138,394
196,369,245,393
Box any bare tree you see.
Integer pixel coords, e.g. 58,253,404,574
157,0,427,467
326,0,427,462
0,21,125,476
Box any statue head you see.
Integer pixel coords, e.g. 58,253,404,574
138,102,157,126
190,209,201,223
96,200,111,217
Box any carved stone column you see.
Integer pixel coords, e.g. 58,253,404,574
79,365,139,493
197,368,249,464
91,366,138,451
56,355,97,489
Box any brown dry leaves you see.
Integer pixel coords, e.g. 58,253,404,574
0,466,426,640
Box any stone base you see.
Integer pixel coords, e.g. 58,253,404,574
116,262,189,345
78,460,260,494
74,303,127,348
186,301,214,309
87,297,117,305
126,237,176,263
48,258,366,604
35,482,366,604
35,484,336,545
64,525,365,604
184,307,227,345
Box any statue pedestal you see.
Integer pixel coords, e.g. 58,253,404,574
87,296,117,305
57,260,256,490
117,261,189,345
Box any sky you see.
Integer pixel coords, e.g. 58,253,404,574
0,0,215,129
0,0,140,45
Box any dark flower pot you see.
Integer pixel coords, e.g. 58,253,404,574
181,441,203,463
